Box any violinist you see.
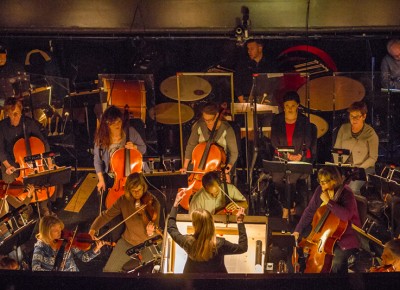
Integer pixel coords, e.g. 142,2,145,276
93,105,146,193
168,190,247,273
89,172,160,272
292,166,361,273
371,239,400,272
0,97,57,217
32,215,106,271
180,102,238,177
189,171,247,215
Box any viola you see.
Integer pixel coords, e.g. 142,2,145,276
369,264,396,273
105,106,143,208
54,230,116,251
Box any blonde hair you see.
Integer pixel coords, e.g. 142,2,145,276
36,215,64,244
317,166,343,189
186,209,217,261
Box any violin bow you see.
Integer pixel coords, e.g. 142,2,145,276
60,225,78,271
217,185,240,210
97,204,148,240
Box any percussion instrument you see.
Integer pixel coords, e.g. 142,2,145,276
307,113,329,138
233,103,279,114
148,102,194,124
160,75,211,101
297,76,365,111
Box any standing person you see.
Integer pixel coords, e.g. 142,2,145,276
381,39,400,89
234,39,278,104
293,166,361,274
270,91,316,219
168,190,247,273
189,171,247,215
0,97,56,216
181,102,238,177
93,105,146,193
334,101,378,195
89,172,160,272
32,215,105,271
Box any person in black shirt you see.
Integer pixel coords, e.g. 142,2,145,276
167,190,247,273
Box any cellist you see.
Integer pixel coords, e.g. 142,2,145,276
0,97,57,217
180,102,238,178
93,105,146,193
292,166,361,273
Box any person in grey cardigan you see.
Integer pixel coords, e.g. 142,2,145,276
334,101,379,194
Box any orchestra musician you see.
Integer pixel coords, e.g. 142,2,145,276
180,102,238,177
0,97,58,217
381,39,400,89
89,172,160,272
270,91,316,219
0,184,35,219
168,190,247,273
293,166,361,274
189,171,247,215
375,238,400,272
334,101,378,195
32,215,106,271
0,43,25,100
234,39,278,103
93,105,146,194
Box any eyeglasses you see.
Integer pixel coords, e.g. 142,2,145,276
349,114,363,120
318,179,331,185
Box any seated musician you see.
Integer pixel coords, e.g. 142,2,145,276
93,105,146,194
381,39,400,89
270,91,316,219
0,97,58,217
0,184,34,219
89,172,160,272
376,238,400,272
189,171,247,215
168,190,247,273
293,166,361,274
180,102,238,178
32,215,106,271
334,101,378,195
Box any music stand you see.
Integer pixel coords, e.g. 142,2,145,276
22,167,71,218
64,90,101,149
263,159,313,222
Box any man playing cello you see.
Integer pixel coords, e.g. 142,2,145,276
292,166,361,273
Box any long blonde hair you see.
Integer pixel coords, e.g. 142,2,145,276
36,215,64,244
186,209,217,261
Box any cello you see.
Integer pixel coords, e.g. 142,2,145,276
12,116,55,202
297,173,354,273
179,109,227,210
105,106,143,208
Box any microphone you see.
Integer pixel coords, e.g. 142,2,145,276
255,240,263,273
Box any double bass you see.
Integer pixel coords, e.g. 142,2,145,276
296,174,353,273
105,106,143,208
12,116,55,202
179,110,227,210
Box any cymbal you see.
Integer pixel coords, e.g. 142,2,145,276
160,75,211,101
307,113,329,138
297,76,365,111
149,102,194,125
233,103,279,114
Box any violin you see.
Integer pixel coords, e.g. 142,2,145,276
54,229,116,251
369,264,396,273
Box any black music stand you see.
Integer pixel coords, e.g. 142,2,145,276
263,159,313,222
22,167,71,218
64,90,101,149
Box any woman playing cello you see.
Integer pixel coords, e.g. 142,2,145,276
292,166,361,273
93,105,146,194
89,172,160,272
32,215,106,271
